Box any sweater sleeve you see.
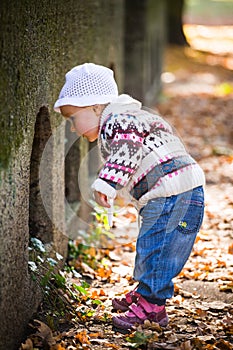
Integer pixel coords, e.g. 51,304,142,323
98,113,147,189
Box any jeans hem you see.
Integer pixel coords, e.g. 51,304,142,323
137,292,166,306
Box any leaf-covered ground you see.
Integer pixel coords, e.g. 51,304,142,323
20,26,233,350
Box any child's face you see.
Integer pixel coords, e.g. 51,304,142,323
60,105,100,142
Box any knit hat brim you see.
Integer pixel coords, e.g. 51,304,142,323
54,94,117,112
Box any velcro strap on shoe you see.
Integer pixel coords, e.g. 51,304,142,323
125,291,139,304
125,292,133,303
138,298,154,313
138,298,164,313
129,303,147,319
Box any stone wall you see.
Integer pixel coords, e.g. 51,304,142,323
0,0,165,348
0,1,124,349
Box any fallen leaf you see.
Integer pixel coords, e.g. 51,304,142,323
75,330,90,345
208,301,229,311
215,339,233,350
89,332,103,338
19,338,33,350
179,340,192,350
228,243,233,255
30,319,55,347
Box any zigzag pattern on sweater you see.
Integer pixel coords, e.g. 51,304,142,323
99,113,149,186
98,100,203,195
99,144,142,186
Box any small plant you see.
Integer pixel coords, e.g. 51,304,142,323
27,205,114,328
28,237,65,289
28,237,92,327
67,202,117,273
85,200,116,247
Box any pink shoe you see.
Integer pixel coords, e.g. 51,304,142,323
112,290,141,311
112,296,168,330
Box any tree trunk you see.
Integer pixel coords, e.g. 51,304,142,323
166,0,189,46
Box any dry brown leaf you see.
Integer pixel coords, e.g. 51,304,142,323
195,308,208,318
179,340,193,350
109,251,122,261
208,301,229,311
30,319,55,347
80,262,96,277
19,338,33,350
215,339,233,350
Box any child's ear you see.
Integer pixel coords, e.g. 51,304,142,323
93,104,103,117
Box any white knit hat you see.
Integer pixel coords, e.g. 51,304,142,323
54,63,118,112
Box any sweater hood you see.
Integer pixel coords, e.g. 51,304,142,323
110,94,142,108
100,94,142,127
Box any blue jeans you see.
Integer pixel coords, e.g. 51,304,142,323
134,186,204,305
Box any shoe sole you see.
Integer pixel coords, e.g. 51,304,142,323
112,315,169,330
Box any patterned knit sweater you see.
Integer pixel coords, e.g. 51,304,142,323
91,94,205,209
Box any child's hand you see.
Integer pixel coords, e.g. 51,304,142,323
93,191,111,208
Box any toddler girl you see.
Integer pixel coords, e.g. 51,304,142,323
54,63,205,330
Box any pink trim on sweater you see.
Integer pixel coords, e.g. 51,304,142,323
105,162,135,174
150,164,195,190
132,164,195,188
100,172,128,186
159,155,179,163
113,133,143,143
132,164,154,186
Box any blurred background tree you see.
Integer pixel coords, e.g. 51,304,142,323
166,0,188,46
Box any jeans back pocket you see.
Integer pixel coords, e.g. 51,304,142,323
177,188,204,235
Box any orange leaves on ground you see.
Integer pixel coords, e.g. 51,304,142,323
51,345,66,350
75,330,90,345
89,332,103,338
228,243,233,255
121,241,136,252
90,288,106,300
103,343,120,349
227,156,233,165
122,210,137,222
96,266,112,280
85,246,97,258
